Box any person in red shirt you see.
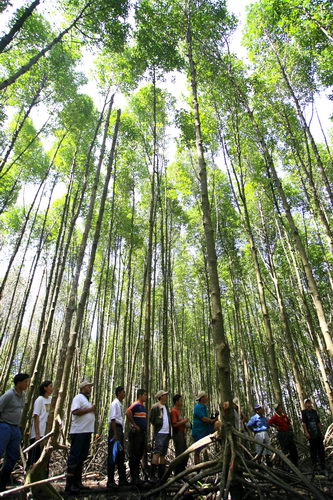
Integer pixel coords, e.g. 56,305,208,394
170,395,190,475
268,403,298,466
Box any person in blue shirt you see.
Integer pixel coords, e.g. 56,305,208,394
192,391,218,465
247,404,272,463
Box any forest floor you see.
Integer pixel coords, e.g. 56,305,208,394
3,465,333,500
2,442,333,499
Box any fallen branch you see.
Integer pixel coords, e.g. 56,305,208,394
22,430,55,454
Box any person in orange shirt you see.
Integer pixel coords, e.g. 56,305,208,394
170,394,190,475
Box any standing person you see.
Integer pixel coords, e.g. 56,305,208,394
170,394,189,475
0,373,30,491
125,388,148,485
192,391,218,465
246,404,272,464
107,386,128,489
302,398,326,472
150,390,171,482
268,403,298,466
65,380,95,494
27,380,53,468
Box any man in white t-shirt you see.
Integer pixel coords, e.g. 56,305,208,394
65,380,95,495
150,390,171,482
107,386,128,489
27,380,53,467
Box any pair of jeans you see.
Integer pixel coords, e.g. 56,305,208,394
128,428,146,481
108,424,126,484
0,422,21,489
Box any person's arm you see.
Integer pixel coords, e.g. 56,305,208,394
195,406,216,425
173,418,189,427
171,410,188,428
150,406,157,426
126,404,140,431
72,396,95,416
246,415,255,431
0,391,11,414
301,412,310,439
33,415,41,440
72,405,95,416
111,418,118,440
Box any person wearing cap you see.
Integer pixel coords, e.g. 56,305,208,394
268,403,298,466
0,373,30,491
150,390,171,481
170,394,190,475
301,398,326,472
246,404,272,463
107,386,128,489
192,391,218,465
65,380,95,494
125,388,148,485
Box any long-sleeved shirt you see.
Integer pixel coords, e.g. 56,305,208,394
247,413,269,433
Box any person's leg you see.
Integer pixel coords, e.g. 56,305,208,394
116,425,127,485
317,437,326,470
262,432,272,465
287,434,299,467
0,425,20,491
129,429,145,484
309,438,317,468
107,426,117,487
151,433,164,481
75,433,91,489
157,434,169,480
66,434,81,493
254,432,264,462
174,432,188,475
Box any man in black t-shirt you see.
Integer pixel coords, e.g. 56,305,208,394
301,398,326,472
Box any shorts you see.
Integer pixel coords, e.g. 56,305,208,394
254,431,272,456
153,433,169,456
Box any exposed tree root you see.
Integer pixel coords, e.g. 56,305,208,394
144,427,330,499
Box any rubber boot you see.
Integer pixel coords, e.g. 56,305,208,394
107,464,118,489
150,464,158,484
0,469,11,492
65,466,80,495
76,463,90,491
158,464,166,482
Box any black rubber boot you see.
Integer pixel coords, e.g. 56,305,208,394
65,466,80,495
107,464,118,489
76,463,90,491
158,464,166,481
0,469,11,492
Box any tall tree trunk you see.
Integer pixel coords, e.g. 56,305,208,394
186,16,232,413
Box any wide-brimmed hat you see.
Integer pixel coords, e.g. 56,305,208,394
155,390,168,399
80,380,94,389
195,391,207,401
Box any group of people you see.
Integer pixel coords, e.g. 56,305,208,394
239,399,326,474
0,372,328,494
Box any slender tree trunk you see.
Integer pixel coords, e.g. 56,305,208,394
186,16,232,412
